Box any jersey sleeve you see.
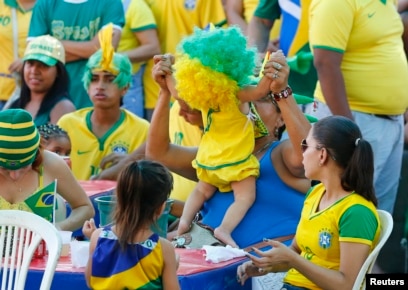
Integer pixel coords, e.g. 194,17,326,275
128,0,157,32
339,204,379,246
309,0,354,52
253,0,281,22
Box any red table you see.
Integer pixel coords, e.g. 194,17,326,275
69,180,117,237
78,180,117,198
27,247,250,290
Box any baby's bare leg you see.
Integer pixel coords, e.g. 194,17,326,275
177,181,216,235
214,176,256,248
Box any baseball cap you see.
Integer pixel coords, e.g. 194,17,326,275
0,109,40,170
23,35,65,66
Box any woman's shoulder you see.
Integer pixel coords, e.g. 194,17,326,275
54,97,75,109
42,150,69,172
51,98,76,115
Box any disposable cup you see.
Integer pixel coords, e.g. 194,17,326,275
59,231,73,257
70,240,90,268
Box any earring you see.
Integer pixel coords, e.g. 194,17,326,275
274,127,279,138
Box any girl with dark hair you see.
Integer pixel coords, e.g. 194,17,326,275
9,35,75,126
85,160,180,290
238,116,380,290
38,123,71,157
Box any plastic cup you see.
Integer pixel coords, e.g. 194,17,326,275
70,240,90,268
94,195,116,227
59,231,73,257
94,196,172,237
152,199,173,238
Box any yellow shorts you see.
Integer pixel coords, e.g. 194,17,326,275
194,155,259,192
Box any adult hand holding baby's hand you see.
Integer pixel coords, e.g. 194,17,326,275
263,50,290,93
152,54,175,91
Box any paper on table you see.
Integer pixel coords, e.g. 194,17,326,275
252,272,286,290
202,245,246,263
70,240,90,268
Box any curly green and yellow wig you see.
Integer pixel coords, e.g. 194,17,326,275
174,26,257,112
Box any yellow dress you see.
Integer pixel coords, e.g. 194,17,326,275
193,105,259,192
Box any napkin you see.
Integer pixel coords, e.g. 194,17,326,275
202,245,246,263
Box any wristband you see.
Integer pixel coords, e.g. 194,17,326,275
268,86,292,102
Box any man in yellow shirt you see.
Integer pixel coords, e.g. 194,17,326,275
58,25,149,180
142,0,226,120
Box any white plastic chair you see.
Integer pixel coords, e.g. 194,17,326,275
352,209,394,290
0,210,62,290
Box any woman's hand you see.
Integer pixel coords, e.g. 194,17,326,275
263,50,289,93
236,240,295,286
248,240,294,271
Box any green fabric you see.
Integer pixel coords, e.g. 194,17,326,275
287,51,313,75
339,204,378,240
288,45,318,98
254,0,281,21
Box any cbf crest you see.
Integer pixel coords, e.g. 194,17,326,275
111,141,129,154
319,228,333,249
184,0,196,10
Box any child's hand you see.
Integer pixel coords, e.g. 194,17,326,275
152,54,175,90
163,53,175,67
82,218,97,239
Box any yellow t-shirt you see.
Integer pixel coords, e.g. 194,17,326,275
310,0,408,114
142,0,226,109
117,0,157,74
284,183,380,289
0,1,33,101
58,108,149,180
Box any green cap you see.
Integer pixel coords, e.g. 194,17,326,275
23,35,65,66
0,109,40,170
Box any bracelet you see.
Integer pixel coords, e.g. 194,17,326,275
268,86,293,102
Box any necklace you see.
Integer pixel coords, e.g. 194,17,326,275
254,140,274,156
7,170,30,193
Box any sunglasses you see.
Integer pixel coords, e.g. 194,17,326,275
300,139,337,160
300,139,321,153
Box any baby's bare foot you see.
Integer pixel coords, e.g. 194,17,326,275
214,227,239,248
